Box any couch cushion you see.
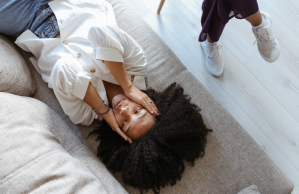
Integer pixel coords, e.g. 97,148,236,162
237,185,261,194
0,92,127,194
0,34,36,96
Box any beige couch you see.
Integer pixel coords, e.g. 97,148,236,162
0,0,294,193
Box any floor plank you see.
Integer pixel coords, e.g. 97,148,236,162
166,0,203,33
244,53,299,123
180,0,203,21
142,12,199,67
219,43,299,171
259,7,299,79
259,0,299,36
141,0,198,44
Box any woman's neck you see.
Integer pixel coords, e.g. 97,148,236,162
103,81,125,106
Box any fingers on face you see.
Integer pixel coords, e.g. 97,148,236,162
107,111,132,143
142,95,152,113
147,97,159,115
149,102,157,115
116,128,132,143
151,102,159,115
144,100,154,114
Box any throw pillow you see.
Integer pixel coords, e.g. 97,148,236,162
0,92,118,194
0,34,36,96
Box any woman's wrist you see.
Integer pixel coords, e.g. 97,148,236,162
96,105,110,116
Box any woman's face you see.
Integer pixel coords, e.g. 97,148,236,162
112,94,156,140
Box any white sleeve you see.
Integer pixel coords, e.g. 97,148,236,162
49,58,97,126
88,25,124,63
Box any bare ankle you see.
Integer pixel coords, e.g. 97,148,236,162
207,35,215,43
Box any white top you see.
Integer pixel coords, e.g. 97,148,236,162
15,0,148,125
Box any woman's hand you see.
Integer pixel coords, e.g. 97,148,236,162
101,108,133,143
102,60,158,115
124,85,159,115
83,82,132,143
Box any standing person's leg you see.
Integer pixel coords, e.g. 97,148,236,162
245,10,280,63
245,11,262,27
200,34,224,77
207,35,215,43
199,0,280,77
199,0,225,77
228,0,280,62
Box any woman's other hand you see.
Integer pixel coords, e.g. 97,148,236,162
124,85,159,116
101,108,133,143
102,60,158,115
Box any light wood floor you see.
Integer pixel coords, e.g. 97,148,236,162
125,0,299,193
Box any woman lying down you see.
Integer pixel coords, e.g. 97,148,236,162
2,0,212,193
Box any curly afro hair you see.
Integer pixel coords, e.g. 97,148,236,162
89,83,212,194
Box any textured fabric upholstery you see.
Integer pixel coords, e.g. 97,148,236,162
15,0,294,193
0,92,127,194
237,185,261,194
0,34,36,96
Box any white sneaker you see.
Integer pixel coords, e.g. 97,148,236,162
253,12,280,63
200,41,224,76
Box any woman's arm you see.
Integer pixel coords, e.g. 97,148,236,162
83,82,107,112
102,60,132,92
103,60,158,115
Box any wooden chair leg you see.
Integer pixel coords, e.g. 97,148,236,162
157,0,165,14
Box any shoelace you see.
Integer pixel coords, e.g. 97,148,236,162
253,29,271,45
207,45,222,59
